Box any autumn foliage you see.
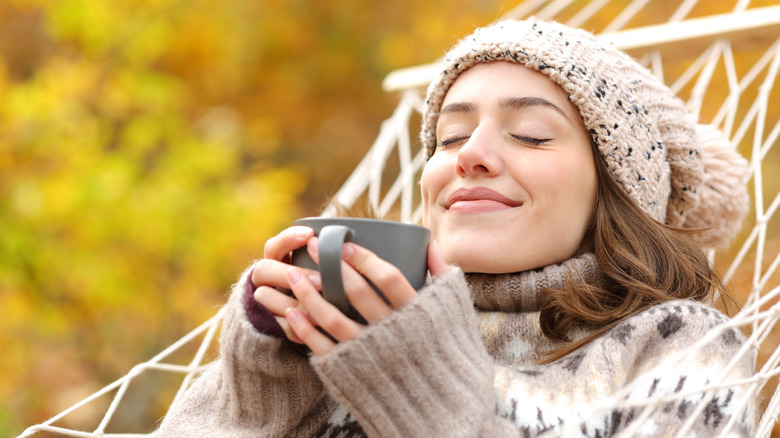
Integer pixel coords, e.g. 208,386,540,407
0,0,510,434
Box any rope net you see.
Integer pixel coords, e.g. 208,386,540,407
20,0,780,436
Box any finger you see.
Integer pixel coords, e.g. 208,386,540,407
287,267,362,343
251,258,319,292
274,316,304,344
263,226,314,260
341,242,418,309
255,286,319,327
307,238,393,323
286,307,334,355
306,271,322,290
427,240,452,278
254,286,299,316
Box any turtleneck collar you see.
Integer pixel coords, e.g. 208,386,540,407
465,253,599,313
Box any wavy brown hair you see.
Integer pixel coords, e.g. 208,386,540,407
538,145,735,363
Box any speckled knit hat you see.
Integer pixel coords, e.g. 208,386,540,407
421,19,749,248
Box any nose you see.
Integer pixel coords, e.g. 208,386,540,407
455,128,504,178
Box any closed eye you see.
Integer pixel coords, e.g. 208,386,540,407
510,134,552,147
437,136,469,149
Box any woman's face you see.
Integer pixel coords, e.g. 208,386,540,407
421,62,597,273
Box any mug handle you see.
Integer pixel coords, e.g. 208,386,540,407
318,224,355,315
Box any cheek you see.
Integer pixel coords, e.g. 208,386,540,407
528,154,597,227
419,166,438,228
420,157,450,206
420,169,433,213
521,159,571,198
420,156,455,241
556,157,598,228
548,150,597,193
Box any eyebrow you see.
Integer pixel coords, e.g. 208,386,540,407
499,96,568,117
439,96,569,119
439,101,477,114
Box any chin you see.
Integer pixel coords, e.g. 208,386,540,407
436,226,581,273
443,243,576,274
444,250,531,274
459,261,540,274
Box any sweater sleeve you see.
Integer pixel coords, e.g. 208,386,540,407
311,269,518,437
243,265,287,338
155,264,335,437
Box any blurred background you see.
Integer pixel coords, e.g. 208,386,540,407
0,0,513,434
1,0,778,436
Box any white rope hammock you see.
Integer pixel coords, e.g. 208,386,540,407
20,0,780,436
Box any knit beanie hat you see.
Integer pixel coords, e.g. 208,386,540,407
421,19,749,248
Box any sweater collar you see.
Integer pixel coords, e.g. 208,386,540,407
465,253,599,312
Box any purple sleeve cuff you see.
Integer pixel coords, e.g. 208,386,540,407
243,266,286,338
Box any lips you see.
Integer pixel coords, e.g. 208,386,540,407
445,187,523,209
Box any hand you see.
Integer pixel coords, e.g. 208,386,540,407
285,239,451,355
251,226,320,344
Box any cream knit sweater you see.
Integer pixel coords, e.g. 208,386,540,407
155,254,756,437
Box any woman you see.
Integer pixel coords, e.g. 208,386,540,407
157,19,755,437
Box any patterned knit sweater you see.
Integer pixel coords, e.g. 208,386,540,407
155,254,756,437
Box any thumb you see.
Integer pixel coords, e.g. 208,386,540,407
427,240,452,278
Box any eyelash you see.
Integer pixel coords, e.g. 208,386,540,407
511,134,552,147
437,134,551,149
437,137,467,149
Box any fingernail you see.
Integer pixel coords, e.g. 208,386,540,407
308,273,321,287
296,227,312,238
433,239,443,258
307,237,319,253
286,307,300,324
288,267,303,285
342,243,354,258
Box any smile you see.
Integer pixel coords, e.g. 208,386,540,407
446,187,523,213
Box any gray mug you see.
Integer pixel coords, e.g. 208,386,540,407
291,217,430,323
